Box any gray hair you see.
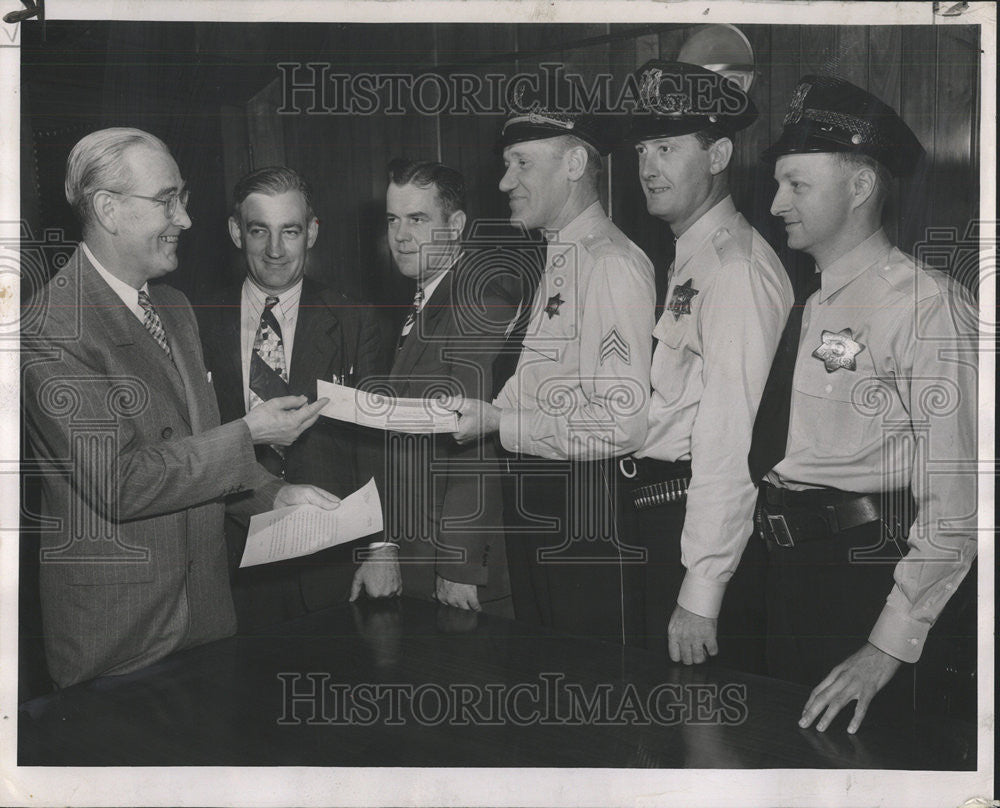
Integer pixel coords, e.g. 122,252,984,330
64,127,169,227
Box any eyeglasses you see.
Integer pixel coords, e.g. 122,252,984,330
104,187,190,219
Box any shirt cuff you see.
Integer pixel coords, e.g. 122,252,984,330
498,408,521,454
367,541,399,550
676,571,727,619
868,604,930,664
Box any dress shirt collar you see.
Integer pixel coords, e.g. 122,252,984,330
419,251,461,307
673,195,737,275
818,228,892,303
242,276,303,319
81,241,148,322
543,200,607,264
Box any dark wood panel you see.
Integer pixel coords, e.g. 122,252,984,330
898,26,937,255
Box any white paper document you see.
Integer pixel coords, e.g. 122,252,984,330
317,379,459,433
240,478,384,568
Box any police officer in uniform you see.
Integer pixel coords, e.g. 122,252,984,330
618,60,794,669
750,75,978,732
453,109,656,643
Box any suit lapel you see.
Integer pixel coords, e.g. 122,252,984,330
77,251,190,427
151,285,207,431
391,266,455,378
289,279,343,397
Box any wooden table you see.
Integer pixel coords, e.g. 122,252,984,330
18,597,975,769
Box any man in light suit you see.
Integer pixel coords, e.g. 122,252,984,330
355,158,519,613
198,166,393,630
21,128,336,688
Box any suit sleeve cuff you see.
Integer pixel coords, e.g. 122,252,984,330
868,604,929,664
677,571,726,619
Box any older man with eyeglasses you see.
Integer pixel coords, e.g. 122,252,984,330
21,127,338,688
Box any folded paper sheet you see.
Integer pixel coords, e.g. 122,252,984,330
317,379,458,433
240,478,384,568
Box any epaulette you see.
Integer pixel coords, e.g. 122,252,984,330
580,231,616,257
711,219,752,265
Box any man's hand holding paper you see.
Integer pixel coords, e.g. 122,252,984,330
241,478,384,568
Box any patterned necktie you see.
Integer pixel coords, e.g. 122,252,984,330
397,287,424,349
748,270,822,484
137,289,173,361
249,295,289,408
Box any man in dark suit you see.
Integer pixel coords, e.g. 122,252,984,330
357,158,519,613
197,166,393,630
21,128,337,688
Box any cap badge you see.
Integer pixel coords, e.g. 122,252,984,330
784,81,811,125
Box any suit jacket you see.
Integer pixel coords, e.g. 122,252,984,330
384,253,519,598
197,278,392,618
21,247,282,688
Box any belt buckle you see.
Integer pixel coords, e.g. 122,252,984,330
766,513,795,547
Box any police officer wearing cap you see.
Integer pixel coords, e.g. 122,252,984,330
750,75,978,732
453,107,656,642
619,60,793,670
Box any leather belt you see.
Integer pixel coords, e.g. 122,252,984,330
756,483,914,548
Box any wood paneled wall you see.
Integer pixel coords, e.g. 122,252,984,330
241,23,980,310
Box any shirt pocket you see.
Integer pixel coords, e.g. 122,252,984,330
792,344,880,457
652,310,691,351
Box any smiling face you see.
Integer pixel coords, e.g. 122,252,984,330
385,181,462,282
115,144,191,283
498,139,571,231
634,134,716,232
229,190,317,294
771,153,854,263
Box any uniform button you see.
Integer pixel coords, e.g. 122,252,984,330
161,426,173,439
824,384,833,394
909,638,918,645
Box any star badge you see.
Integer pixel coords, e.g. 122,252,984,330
544,293,564,319
812,328,865,373
667,278,699,321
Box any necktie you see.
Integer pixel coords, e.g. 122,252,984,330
249,295,289,407
397,287,424,349
747,270,822,484
137,289,173,361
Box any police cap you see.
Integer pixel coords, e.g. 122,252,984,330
497,109,614,155
761,75,924,177
624,59,758,143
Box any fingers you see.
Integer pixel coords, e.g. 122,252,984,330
298,486,341,509
349,570,363,602
667,635,682,664
268,394,309,410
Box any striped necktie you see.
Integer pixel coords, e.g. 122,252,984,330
249,295,290,407
137,289,173,361
397,287,424,349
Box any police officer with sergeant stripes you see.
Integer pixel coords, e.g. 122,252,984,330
451,108,656,642
618,59,794,668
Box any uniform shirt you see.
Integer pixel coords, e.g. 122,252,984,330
240,278,303,411
494,200,656,460
767,228,978,664
637,196,793,618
